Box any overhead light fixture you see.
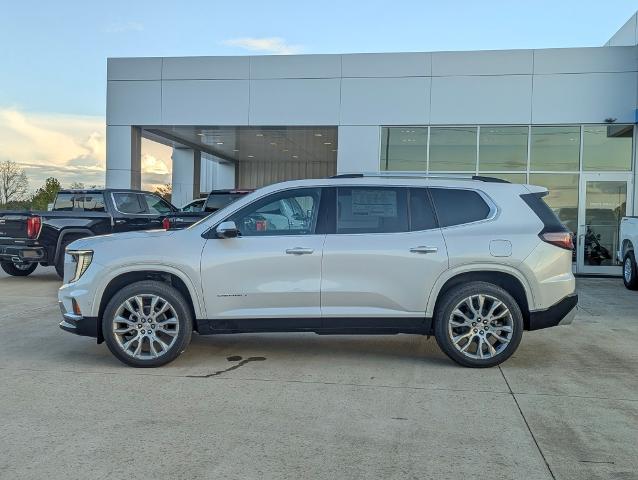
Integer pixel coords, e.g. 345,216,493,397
197,133,204,136
256,133,264,137
270,142,277,146
314,133,322,137
283,149,289,152
233,149,239,152
216,142,224,145
324,142,332,145
247,154,254,158
292,155,298,158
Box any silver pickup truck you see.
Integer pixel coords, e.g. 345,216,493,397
619,216,638,290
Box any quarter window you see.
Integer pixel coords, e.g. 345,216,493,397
229,188,321,236
430,188,491,227
336,187,408,234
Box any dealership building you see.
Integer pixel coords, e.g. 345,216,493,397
106,11,638,275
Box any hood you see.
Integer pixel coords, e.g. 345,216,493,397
68,229,175,250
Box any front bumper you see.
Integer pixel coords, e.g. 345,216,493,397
0,245,45,263
528,293,578,331
58,301,99,339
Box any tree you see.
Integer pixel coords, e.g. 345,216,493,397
153,183,172,202
0,160,29,206
31,177,61,211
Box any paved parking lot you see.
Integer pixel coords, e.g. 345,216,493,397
1,266,637,480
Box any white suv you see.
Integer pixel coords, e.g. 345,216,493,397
58,175,577,368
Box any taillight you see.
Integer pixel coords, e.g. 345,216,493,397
540,231,573,250
27,216,41,239
162,217,170,230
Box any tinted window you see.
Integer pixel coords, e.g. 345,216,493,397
337,187,408,234
183,199,204,212
113,193,145,214
229,188,321,236
205,193,247,212
410,189,437,231
430,188,491,227
144,194,173,215
53,193,105,212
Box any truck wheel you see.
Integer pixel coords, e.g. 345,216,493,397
434,281,524,368
623,251,638,290
1,261,37,276
102,280,193,367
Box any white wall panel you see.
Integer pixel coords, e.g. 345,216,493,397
107,58,162,80
342,52,430,77
430,75,532,124
250,54,341,79
162,80,249,125
340,77,430,125
534,47,638,74
432,49,533,76
337,126,381,174
106,81,161,125
249,79,341,125
162,56,249,79
532,72,638,124
606,13,637,46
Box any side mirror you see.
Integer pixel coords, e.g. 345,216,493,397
216,220,239,239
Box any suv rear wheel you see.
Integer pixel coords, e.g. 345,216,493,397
102,280,193,367
1,261,37,276
623,251,638,290
434,281,524,368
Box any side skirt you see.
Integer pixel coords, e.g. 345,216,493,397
195,317,433,336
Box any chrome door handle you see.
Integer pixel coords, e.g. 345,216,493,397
285,247,314,255
410,246,438,254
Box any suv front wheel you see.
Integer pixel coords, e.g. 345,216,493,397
434,281,524,368
102,280,193,367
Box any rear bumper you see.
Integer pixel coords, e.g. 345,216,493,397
0,245,46,263
528,293,578,331
58,302,99,339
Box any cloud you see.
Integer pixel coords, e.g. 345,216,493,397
104,21,144,33
0,108,106,190
222,37,302,55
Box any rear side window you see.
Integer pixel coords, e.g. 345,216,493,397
205,193,246,211
143,194,173,215
113,193,145,214
53,193,105,212
430,188,491,227
336,187,408,234
520,192,568,233
410,188,437,231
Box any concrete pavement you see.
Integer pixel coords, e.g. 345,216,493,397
0,266,636,479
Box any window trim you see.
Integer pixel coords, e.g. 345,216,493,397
428,186,499,230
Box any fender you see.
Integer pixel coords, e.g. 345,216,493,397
54,228,95,263
425,263,537,318
89,262,205,319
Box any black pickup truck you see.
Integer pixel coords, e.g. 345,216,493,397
164,189,252,230
0,189,176,278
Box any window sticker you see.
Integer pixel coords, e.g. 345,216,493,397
351,189,398,217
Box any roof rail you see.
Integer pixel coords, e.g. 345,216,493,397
330,173,509,182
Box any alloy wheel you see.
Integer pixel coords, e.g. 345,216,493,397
624,257,632,283
447,294,514,360
112,294,179,360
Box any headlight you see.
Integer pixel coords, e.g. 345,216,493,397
68,249,93,283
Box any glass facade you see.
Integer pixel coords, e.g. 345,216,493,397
478,126,528,172
582,125,633,171
530,126,580,172
429,127,477,172
380,127,427,171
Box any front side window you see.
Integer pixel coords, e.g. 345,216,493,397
143,194,174,215
229,188,321,236
337,187,408,234
113,193,145,214
183,200,204,212
430,188,491,227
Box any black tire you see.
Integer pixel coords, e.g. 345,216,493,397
102,280,193,367
1,261,37,276
434,281,524,368
623,251,638,290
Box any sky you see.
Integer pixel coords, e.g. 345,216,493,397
0,0,636,192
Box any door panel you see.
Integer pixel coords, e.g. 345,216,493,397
200,235,325,322
321,230,448,322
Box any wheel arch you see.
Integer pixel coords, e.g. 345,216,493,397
427,267,533,330
93,267,204,342
621,239,634,258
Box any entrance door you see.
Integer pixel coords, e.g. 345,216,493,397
576,173,633,275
